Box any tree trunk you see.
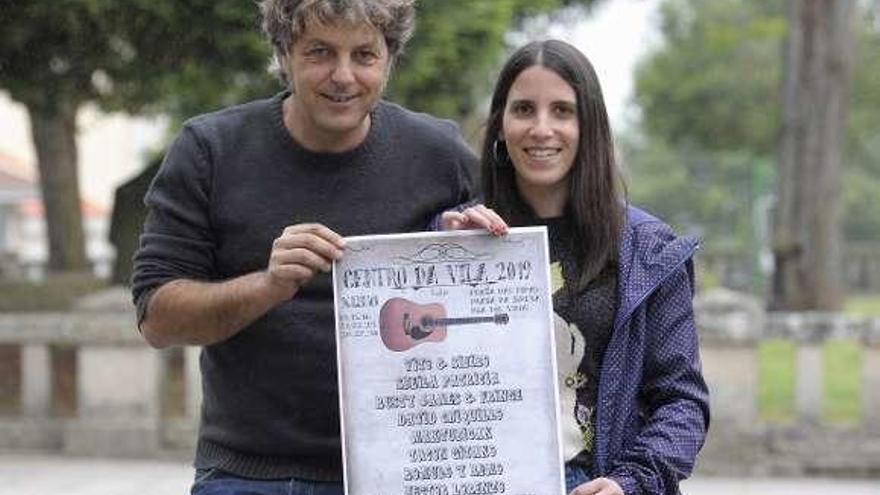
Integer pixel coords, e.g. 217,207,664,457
770,0,856,311
27,101,89,274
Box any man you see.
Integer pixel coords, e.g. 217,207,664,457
131,1,476,493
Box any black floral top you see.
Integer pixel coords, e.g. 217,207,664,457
544,216,617,469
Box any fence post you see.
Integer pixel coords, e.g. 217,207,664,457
185,346,202,421
67,345,163,455
701,346,758,426
864,319,880,432
22,344,51,417
794,343,823,424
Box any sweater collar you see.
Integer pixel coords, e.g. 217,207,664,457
270,91,383,167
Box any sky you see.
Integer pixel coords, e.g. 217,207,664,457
0,0,662,212
553,0,662,128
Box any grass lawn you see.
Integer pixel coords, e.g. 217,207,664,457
758,339,796,422
845,293,880,316
756,294,875,422
758,338,862,424
823,340,862,423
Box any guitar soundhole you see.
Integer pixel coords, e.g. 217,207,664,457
403,313,433,340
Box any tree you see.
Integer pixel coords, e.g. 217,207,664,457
99,1,601,282
841,8,880,241
627,0,877,302
389,0,598,122
634,0,785,155
2,1,599,276
770,0,857,310
0,1,272,273
626,0,786,291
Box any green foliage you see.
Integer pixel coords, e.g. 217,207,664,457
0,1,277,273
635,0,785,153
844,18,880,240
624,0,785,280
0,0,275,120
389,0,597,121
627,0,880,268
0,0,601,128
622,133,774,254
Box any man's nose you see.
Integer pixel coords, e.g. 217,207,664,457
330,57,355,85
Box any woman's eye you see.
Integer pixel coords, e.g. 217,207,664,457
510,102,533,116
554,105,576,117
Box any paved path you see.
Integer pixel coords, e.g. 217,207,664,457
0,454,877,495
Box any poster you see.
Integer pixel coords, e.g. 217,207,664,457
333,227,564,495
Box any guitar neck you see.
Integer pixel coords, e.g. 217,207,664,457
428,316,506,326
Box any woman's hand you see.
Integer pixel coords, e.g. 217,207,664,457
440,204,509,236
570,477,624,495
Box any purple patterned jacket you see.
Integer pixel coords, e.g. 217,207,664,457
596,206,709,494
431,204,710,494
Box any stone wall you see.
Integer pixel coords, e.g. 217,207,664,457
0,287,879,477
695,288,880,476
0,288,200,457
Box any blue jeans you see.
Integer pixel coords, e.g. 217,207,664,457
193,465,587,495
564,463,592,493
191,468,344,495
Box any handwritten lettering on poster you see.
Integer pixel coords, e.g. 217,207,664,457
333,228,564,495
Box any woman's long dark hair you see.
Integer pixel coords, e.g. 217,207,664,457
482,39,626,289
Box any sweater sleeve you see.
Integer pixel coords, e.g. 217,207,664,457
607,262,710,495
131,124,217,326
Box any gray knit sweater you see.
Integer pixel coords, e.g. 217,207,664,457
132,92,476,480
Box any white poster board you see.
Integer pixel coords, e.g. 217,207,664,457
333,227,564,495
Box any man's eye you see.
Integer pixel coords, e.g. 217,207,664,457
306,47,330,58
355,50,379,64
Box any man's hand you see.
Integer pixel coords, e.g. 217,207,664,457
440,204,509,236
570,477,624,495
267,223,346,299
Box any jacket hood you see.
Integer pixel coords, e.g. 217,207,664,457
613,206,699,332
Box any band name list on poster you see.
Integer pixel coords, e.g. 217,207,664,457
372,353,525,495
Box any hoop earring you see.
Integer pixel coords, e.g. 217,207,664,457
492,139,508,166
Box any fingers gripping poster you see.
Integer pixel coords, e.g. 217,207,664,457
333,227,564,495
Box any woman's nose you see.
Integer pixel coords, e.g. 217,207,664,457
529,113,553,139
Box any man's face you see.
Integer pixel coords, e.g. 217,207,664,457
284,21,390,152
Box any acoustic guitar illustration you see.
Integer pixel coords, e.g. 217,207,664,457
379,297,509,352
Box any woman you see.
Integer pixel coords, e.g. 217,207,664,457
440,40,709,495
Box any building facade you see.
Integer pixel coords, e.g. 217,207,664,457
0,153,113,280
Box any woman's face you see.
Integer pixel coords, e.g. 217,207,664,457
502,65,579,208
